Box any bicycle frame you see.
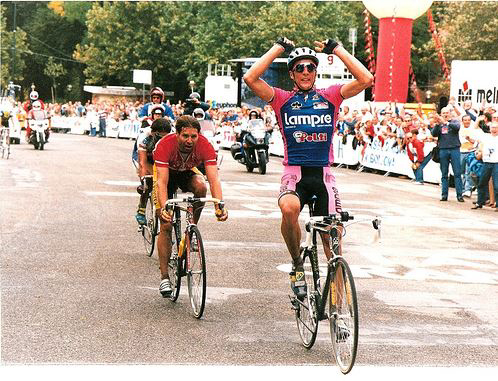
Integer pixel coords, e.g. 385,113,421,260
165,196,220,258
301,216,343,322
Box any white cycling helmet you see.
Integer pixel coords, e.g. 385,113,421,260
32,100,42,110
30,91,39,101
287,47,319,70
149,103,165,117
192,107,205,120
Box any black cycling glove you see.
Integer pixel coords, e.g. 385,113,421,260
322,39,340,54
275,37,295,54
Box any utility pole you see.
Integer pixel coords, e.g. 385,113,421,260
12,3,17,82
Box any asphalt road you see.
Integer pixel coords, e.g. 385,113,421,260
1,133,497,378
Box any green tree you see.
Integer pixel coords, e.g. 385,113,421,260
44,56,67,103
437,1,498,61
0,4,29,90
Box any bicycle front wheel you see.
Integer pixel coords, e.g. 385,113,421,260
169,213,183,302
186,226,206,319
142,194,157,257
295,249,318,348
329,257,358,374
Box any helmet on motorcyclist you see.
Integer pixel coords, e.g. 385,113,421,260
189,92,201,101
248,109,262,120
287,47,319,71
149,104,165,118
150,118,171,133
30,91,39,101
192,108,205,120
150,87,164,102
32,101,42,110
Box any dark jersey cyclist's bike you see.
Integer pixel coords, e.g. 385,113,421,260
166,196,222,319
138,175,158,257
290,200,381,374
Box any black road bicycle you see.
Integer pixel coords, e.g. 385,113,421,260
290,200,381,374
166,196,221,319
138,175,159,257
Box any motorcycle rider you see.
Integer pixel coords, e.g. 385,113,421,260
141,103,166,129
22,90,45,114
135,117,172,225
139,87,175,122
192,107,205,121
234,109,268,161
26,100,51,142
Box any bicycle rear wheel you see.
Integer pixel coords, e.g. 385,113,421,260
329,257,358,374
142,194,157,257
186,225,206,319
295,249,319,348
169,210,183,302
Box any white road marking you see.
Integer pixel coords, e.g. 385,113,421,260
276,245,498,285
83,191,138,197
9,168,42,187
104,180,139,186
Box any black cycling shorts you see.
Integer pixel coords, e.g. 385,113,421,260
278,166,342,216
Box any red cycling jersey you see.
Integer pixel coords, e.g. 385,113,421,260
153,133,217,171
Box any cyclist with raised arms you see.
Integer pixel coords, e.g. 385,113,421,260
153,115,228,296
243,37,373,299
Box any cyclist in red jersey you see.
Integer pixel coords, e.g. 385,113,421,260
153,115,228,296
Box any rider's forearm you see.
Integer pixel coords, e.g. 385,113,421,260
156,167,169,209
208,175,223,201
334,46,373,87
138,152,148,178
243,44,284,85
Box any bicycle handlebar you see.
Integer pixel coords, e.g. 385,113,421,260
165,197,220,205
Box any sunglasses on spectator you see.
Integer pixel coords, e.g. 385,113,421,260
293,63,317,73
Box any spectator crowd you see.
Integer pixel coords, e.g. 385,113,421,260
8,93,498,211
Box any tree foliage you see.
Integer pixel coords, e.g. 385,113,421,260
2,1,496,103
435,1,498,62
76,1,370,100
1,4,29,89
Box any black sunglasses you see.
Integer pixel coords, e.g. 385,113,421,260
293,63,317,73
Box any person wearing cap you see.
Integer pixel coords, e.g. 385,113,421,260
139,87,175,121
243,36,372,300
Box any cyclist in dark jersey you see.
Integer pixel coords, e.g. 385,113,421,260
153,115,227,296
244,37,373,299
135,117,172,225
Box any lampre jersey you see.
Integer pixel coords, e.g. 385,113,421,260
269,85,343,166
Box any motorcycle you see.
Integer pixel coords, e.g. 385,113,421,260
231,119,270,175
28,119,49,150
200,119,223,168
